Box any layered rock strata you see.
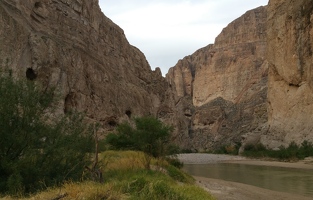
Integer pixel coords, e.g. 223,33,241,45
263,0,313,148
166,6,268,151
0,0,175,132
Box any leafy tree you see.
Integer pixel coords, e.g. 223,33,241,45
0,73,93,195
106,116,174,159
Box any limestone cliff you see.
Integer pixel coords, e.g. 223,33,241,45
4,0,312,151
0,0,175,132
263,0,313,148
166,6,268,151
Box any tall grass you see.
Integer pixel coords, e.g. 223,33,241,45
1,182,124,200
3,151,215,200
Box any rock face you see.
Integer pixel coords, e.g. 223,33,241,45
3,0,312,151
0,0,175,132
262,0,313,148
166,6,268,151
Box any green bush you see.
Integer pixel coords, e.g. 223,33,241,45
0,74,93,195
165,157,184,169
166,165,193,183
105,116,174,159
180,149,194,153
300,140,313,157
108,169,208,200
214,143,241,155
243,141,313,161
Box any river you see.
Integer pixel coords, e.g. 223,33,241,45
184,163,313,198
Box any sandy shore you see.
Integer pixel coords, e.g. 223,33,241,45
177,153,247,164
195,176,312,200
178,154,313,200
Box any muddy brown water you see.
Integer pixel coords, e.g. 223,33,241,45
184,163,313,197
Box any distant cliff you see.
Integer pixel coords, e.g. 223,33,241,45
0,0,175,133
167,0,313,151
166,6,268,151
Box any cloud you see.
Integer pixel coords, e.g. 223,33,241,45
99,0,268,75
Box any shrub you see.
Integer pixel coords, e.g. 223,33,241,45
243,140,313,161
215,143,241,155
0,74,93,195
300,140,313,157
105,116,174,159
165,157,184,169
166,165,193,183
3,151,215,200
180,149,194,153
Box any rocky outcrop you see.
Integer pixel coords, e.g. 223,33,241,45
166,6,268,151
262,0,313,148
0,0,175,132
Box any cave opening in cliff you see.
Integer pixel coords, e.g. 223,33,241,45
26,68,37,80
289,83,300,88
108,120,117,127
34,2,42,8
125,110,132,118
64,92,76,114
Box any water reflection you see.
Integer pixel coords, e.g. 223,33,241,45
184,163,313,197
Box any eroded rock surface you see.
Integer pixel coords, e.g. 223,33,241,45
0,0,175,132
263,0,313,148
166,6,268,151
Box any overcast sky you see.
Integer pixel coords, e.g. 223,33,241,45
99,0,268,75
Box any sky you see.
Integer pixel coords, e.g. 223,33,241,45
99,0,269,76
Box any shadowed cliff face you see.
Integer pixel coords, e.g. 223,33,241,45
0,0,175,132
263,0,313,148
166,6,268,151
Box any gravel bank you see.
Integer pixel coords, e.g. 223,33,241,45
177,153,247,164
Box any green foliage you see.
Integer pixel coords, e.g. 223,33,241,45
165,156,184,169
107,169,211,200
0,74,93,195
166,144,181,155
214,143,241,155
165,165,192,183
105,116,174,158
243,140,313,161
3,151,214,200
180,149,194,153
95,151,210,199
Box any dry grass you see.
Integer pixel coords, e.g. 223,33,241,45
2,182,126,200
2,151,215,200
100,150,148,170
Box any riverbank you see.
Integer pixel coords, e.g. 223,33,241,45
195,176,312,200
178,153,313,200
177,153,247,164
178,153,313,168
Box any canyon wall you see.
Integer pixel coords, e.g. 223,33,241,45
0,0,176,132
2,0,312,151
166,6,268,151
263,0,313,148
